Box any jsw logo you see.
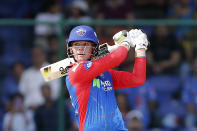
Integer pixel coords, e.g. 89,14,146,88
101,81,112,91
93,79,112,91
101,80,111,87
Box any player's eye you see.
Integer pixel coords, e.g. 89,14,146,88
72,42,93,46
73,46,92,49
84,43,91,46
72,43,81,46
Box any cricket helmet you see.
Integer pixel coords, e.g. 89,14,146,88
67,25,99,45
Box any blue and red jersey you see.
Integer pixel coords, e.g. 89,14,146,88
65,46,146,131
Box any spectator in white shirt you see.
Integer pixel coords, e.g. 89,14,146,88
34,2,62,36
19,46,60,110
34,2,63,50
3,93,35,131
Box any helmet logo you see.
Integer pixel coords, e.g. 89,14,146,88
76,28,86,36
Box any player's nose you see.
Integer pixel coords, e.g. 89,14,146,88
77,46,85,51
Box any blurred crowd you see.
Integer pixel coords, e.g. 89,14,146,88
0,0,197,131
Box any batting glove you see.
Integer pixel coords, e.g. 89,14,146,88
113,30,135,50
128,29,149,51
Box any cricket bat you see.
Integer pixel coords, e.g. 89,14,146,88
40,58,75,82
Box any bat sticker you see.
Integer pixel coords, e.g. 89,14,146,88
59,65,73,75
43,66,51,76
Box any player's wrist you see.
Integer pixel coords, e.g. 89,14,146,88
135,49,146,57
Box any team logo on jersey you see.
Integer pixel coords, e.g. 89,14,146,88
76,28,86,36
84,61,93,70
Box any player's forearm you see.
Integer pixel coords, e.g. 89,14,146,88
133,57,146,85
134,49,146,85
98,46,128,66
124,57,146,87
91,46,128,77
112,56,146,89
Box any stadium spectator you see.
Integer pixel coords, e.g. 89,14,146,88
148,75,184,129
133,0,168,19
147,25,182,75
19,46,60,110
85,0,100,18
147,97,162,129
180,12,197,83
34,84,71,131
182,57,197,128
125,110,143,131
3,62,25,109
64,0,92,38
66,1,91,22
2,93,35,131
116,93,132,120
34,1,63,50
34,1,62,36
168,0,195,39
97,0,134,19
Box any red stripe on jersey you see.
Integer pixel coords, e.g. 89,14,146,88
76,83,91,131
68,72,91,131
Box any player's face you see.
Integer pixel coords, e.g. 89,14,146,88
70,41,95,61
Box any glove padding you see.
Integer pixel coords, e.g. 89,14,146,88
113,30,135,49
129,29,149,51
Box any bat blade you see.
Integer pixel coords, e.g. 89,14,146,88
40,58,75,82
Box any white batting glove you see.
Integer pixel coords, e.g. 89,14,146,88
129,29,149,51
113,30,135,50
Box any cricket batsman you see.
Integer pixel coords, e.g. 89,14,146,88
65,25,149,131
